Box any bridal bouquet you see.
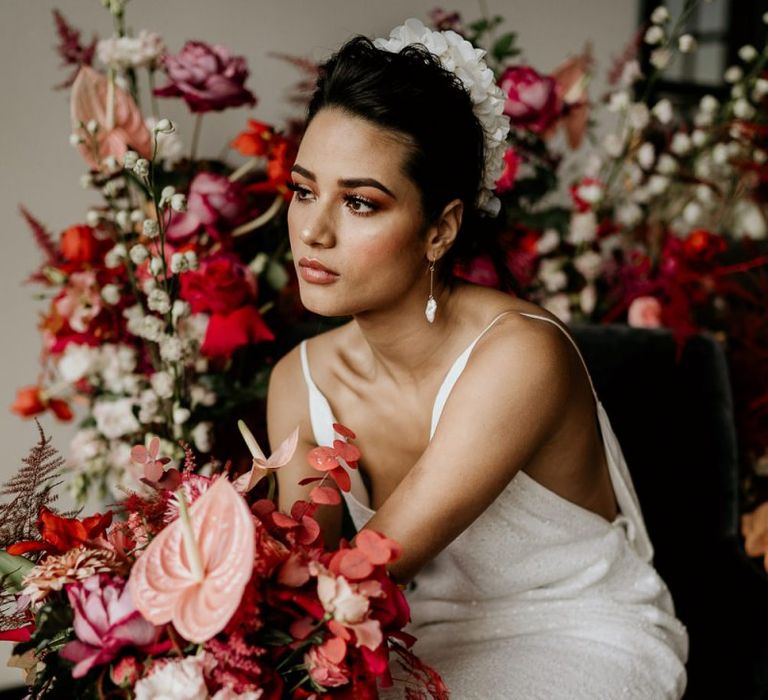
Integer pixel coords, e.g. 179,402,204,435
11,3,307,504
0,422,446,698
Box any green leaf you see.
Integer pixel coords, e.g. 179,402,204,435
0,550,34,592
492,32,518,62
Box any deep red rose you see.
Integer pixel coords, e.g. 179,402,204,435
154,40,256,113
180,253,255,315
201,305,275,358
165,172,251,241
60,225,98,263
499,65,562,133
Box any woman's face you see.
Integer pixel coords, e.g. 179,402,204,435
287,108,429,318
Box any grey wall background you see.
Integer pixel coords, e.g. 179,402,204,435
0,0,636,687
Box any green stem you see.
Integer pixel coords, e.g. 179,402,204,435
190,114,204,161
148,69,159,119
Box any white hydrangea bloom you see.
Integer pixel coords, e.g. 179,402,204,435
373,18,510,215
92,398,140,440
97,30,165,70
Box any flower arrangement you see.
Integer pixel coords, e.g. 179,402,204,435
11,3,308,503
0,421,447,698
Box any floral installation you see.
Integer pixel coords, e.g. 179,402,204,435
421,6,768,540
11,3,308,503
0,422,447,698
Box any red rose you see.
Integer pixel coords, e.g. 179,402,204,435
60,224,98,263
200,305,275,358
499,65,562,133
683,228,726,263
180,253,255,315
154,40,256,113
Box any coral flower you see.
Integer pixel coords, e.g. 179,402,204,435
10,386,73,422
7,506,113,556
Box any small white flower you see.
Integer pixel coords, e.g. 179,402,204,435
130,209,144,224
628,103,650,130
724,66,743,83
184,251,199,270
603,133,624,158
133,159,150,178
142,219,160,238
149,256,164,276
150,371,175,399
145,117,185,167
101,284,121,305
142,277,157,295
85,210,100,227
753,79,768,101
682,201,702,225
699,94,719,113
670,132,692,156
58,343,99,382
97,30,165,71
678,34,697,53
159,335,183,363
172,300,190,324
738,45,758,62
192,422,214,452
542,293,571,323
79,174,93,189
755,150,767,165
619,60,643,87
691,129,707,148
650,48,672,69
105,243,127,268
170,253,188,274
138,389,160,424
159,186,176,207
764,11,768,24
576,181,603,205
148,289,171,315
733,99,756,120
651,98,673,124
154,118,176,134
102,179,122,198
695,154,714,179
579,284,597,315
637,142,656,170
69,133,84,146
86,119,99,135
170,193,187,212
647,174,670,196
731,84,745,100
568,211,598,244
129,244,149,265
695,184,714,204
651,6,670,23
173,405,191,425
190,385,217,408
536,229,560,255
607,90,630,112
657,154,678,175
573,250,603,281
644,26,665,45
538,259,567,292
115,210,131,231
102,155,119,172
93,398,140,440
123,150,138,170
730,200,766,239
616,201,643,227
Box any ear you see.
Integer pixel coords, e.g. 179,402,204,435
426,198,463,260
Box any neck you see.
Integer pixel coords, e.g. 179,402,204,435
352,279,464,387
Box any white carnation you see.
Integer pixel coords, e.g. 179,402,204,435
93,399,140,440
97,30,165,70
58,343,99,383
134,657,208,700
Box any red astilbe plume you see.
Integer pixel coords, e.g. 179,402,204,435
267,52,319,108
19,206,63,282
51,9,97,90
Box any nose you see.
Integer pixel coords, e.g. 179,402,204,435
296,203,336,249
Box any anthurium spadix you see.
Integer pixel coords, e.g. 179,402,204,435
128,477,255,643
233,420,299,492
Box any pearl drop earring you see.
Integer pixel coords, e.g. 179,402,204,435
425,259,437,324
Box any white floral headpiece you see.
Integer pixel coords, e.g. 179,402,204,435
373,18,510,217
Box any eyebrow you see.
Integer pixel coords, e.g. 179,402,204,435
291,164,396,199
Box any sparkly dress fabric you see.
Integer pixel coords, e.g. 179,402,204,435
299,312,689,699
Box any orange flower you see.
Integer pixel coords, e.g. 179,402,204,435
6,506,113,556
60,224,98,264
10,386,73,422
231,119,277,157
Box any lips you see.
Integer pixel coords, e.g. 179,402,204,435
298,257,339,285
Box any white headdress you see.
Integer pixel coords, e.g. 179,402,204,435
373,18,510,217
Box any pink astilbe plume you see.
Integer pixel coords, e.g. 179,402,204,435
52,9,97,90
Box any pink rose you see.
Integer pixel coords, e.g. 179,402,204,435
628,296,663,328
154,40,256,113
499,66,562,133
305,637,350,688
60,574,157,678
165,173,251,241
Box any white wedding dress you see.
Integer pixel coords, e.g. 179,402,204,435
299,311,689,699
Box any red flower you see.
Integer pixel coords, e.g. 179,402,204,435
10,386,73,422
201,305,275,358
7,505,113,556
59,224,98,264
682,228,726,263
499,66,562,134
495,148,521,193
0,624,34,642
154,40,257,113
231,119,278,157
246,138,297,201
180,253,256,314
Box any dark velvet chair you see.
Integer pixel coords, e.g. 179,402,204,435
570,323,768,700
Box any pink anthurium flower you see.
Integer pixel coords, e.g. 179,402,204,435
128,477,255,643
233,420,299,492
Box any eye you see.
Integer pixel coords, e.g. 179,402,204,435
286,181,313,201
344,194,379,216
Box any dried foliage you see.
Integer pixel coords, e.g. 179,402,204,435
52,9,97,90
0,421,64,553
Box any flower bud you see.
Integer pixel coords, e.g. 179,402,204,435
102,155,119,172
133,159,150,178
170,193,187,212
678,34,696,53
115,210,131,230
123,150,139,170
101,284,121,305
724,66,742,83
173,406,191,425
149,256,164,276
86,119,99,135
159,186,176,207
170,252,187,274
699,95,719,113
650,48,671,69
85,210,100,227
651,6,669,23
154,118,176,134
172,300,190,324
183,251,198,270
644,26,664,45
738,45,758,62
105,244,126,269
142,219,160,238
69,133,84,146
129,244,149,265
79,174,94,189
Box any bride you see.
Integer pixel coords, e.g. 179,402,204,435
267,19,688,699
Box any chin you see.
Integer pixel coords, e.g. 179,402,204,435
298,284,358,318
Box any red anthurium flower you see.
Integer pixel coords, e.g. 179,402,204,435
231,119,277,157
10,386,73,422
7,506,113,556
